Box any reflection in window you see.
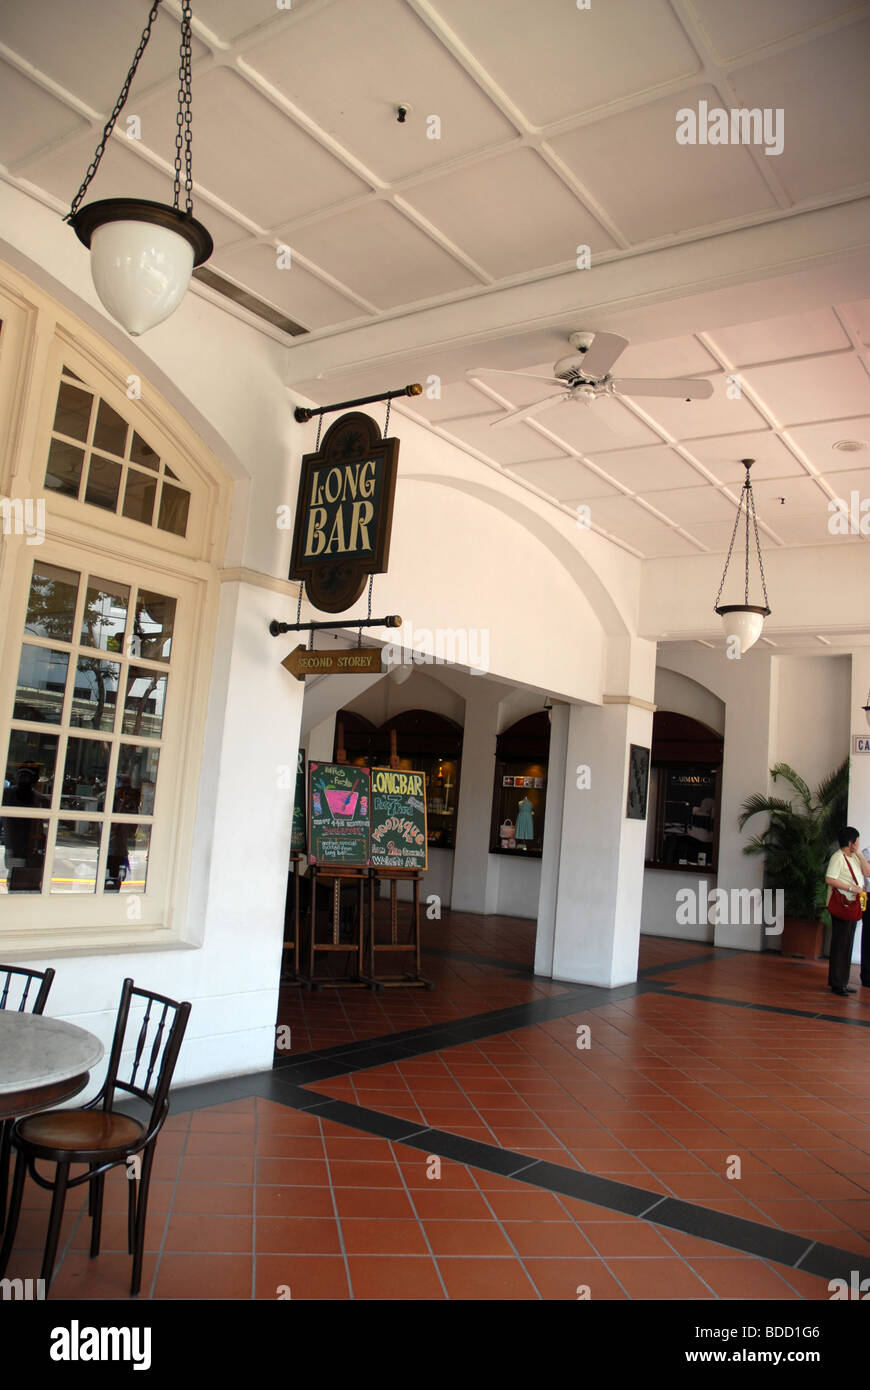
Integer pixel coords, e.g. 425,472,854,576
25,563,79,641
80,579,129,653
52,381,93,441
0,816,48,893
130,432,159,470
3,731,59,806
92,398,128,456
61,738,111,810
84,455,121,511
157,483,190,537
115,744,159,814
45,439,85,497
105,822,151,894
14,646,70,724
134,591,175,662
123,668,168,738
72,657,120,732
122,470,157,525
50,820,101,894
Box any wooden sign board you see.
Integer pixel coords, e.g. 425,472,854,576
370,767,428,872
308,761,371,867
289,411,399,614
282,646,383,681
291,747,306,853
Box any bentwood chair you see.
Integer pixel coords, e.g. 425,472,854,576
0,977,190,1296
0,964,56,1233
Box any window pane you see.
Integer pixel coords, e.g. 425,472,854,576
130,431,159,470
135,590,176,662
123,668,168,738
105,822,151,894
14,645,70,724
157,483,190,537
92,398,128,456
71,657,120,732
0,817,48,893
45,439,85,498
122,469,156,525
115,743,159,814
50,820,101,894
81,579,129,653
25,563,79,641
52,381,92,441
61,738,110,810
84,455,121,511
3,731,58,806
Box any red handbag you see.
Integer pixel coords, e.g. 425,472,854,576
829,855,867,921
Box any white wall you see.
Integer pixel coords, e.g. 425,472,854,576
496,856,542,919
773,656,851,790
642,872,716,943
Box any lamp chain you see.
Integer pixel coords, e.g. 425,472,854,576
67,0,164,221
173,0,194,214
714,486,744,610
714,465,768,612
747,477,769,609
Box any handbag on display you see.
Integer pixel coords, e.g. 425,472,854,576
499,819,514,844
829,854,868,921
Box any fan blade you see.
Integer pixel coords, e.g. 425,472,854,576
489,394,566,428
613,377,714,400
578,332,628,380
467,367,565,388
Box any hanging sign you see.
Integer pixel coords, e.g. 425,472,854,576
289,411,399,614
853,735,870,754
282,646,383,681
369,767,428,872
291,748,306,853
308,761,371,867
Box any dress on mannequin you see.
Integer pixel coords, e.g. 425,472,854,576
515,797,534,841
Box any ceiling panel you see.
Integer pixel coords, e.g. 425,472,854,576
637,484,741,524
213,241,369,330
244,0,515,182
741,354,870,424
506,458,621,501
687,0,865,62
549,84,777,244
194,0,321,43
400,148,614,278
441,416,572,465
133,69,368,229
287,202,479,308
608,334,720,377
0,0,208,112
405,382,504,423
581,445,711,491
627,379,767,437
751,474,832,513
762,510,861,546
729,19,870,202
685,431,805,480
526,398,661,453
678,519,755,551
706,308,851,365
822,464,870,496
465,369,565,410
785,417,870,470
845,298,870,343
0,62,86,167
432,0,700,128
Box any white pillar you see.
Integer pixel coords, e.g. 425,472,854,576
535,700,568,976
848,650,870,963
450,684,504,914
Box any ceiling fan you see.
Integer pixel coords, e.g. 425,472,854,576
467,331,714,430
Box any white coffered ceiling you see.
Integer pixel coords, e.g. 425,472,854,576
1,0,869,569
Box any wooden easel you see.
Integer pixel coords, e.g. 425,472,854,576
302,865,367,988
363,869,431,989
281,853,304,982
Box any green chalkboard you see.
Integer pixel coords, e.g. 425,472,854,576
291,748,306,854
370,767,428,872
308,762,371,867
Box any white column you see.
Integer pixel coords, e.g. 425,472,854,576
535,700,568,976
848,650,870,963
450,684,504,914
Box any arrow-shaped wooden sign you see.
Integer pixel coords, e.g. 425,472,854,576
281,645,384,681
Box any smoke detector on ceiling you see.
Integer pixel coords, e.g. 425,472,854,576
832,439,868,452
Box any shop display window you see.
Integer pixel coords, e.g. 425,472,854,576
645,712,723,871
489,711,550,857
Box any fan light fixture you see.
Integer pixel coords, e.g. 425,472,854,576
714,459,771,655
65,0,212,336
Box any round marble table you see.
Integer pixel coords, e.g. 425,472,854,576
0,1013,104,1121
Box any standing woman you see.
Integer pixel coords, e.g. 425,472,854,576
824,826,868,996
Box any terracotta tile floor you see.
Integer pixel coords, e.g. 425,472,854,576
4,921,868,1299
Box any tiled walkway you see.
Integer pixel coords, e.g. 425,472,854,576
5,916,870,1299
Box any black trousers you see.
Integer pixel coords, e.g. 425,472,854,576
862,911,870,986
828,914,858,989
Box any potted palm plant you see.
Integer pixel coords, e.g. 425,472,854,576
738,760,849,958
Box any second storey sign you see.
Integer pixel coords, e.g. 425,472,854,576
289,411,399,613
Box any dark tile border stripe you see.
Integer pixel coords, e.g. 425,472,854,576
646,982,870,1028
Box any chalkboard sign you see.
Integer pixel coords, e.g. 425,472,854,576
308,761,371,867
291,748,306,854
370,767,428,872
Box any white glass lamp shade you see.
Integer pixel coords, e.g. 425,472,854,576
717,605,766,655
387,648,414,685
90,220,194,335
69,199,213,337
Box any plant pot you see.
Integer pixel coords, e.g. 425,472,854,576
781,917,825,959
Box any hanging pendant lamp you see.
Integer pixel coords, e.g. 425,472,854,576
713,459,771,654
65,0,212,336
863,689,870,729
